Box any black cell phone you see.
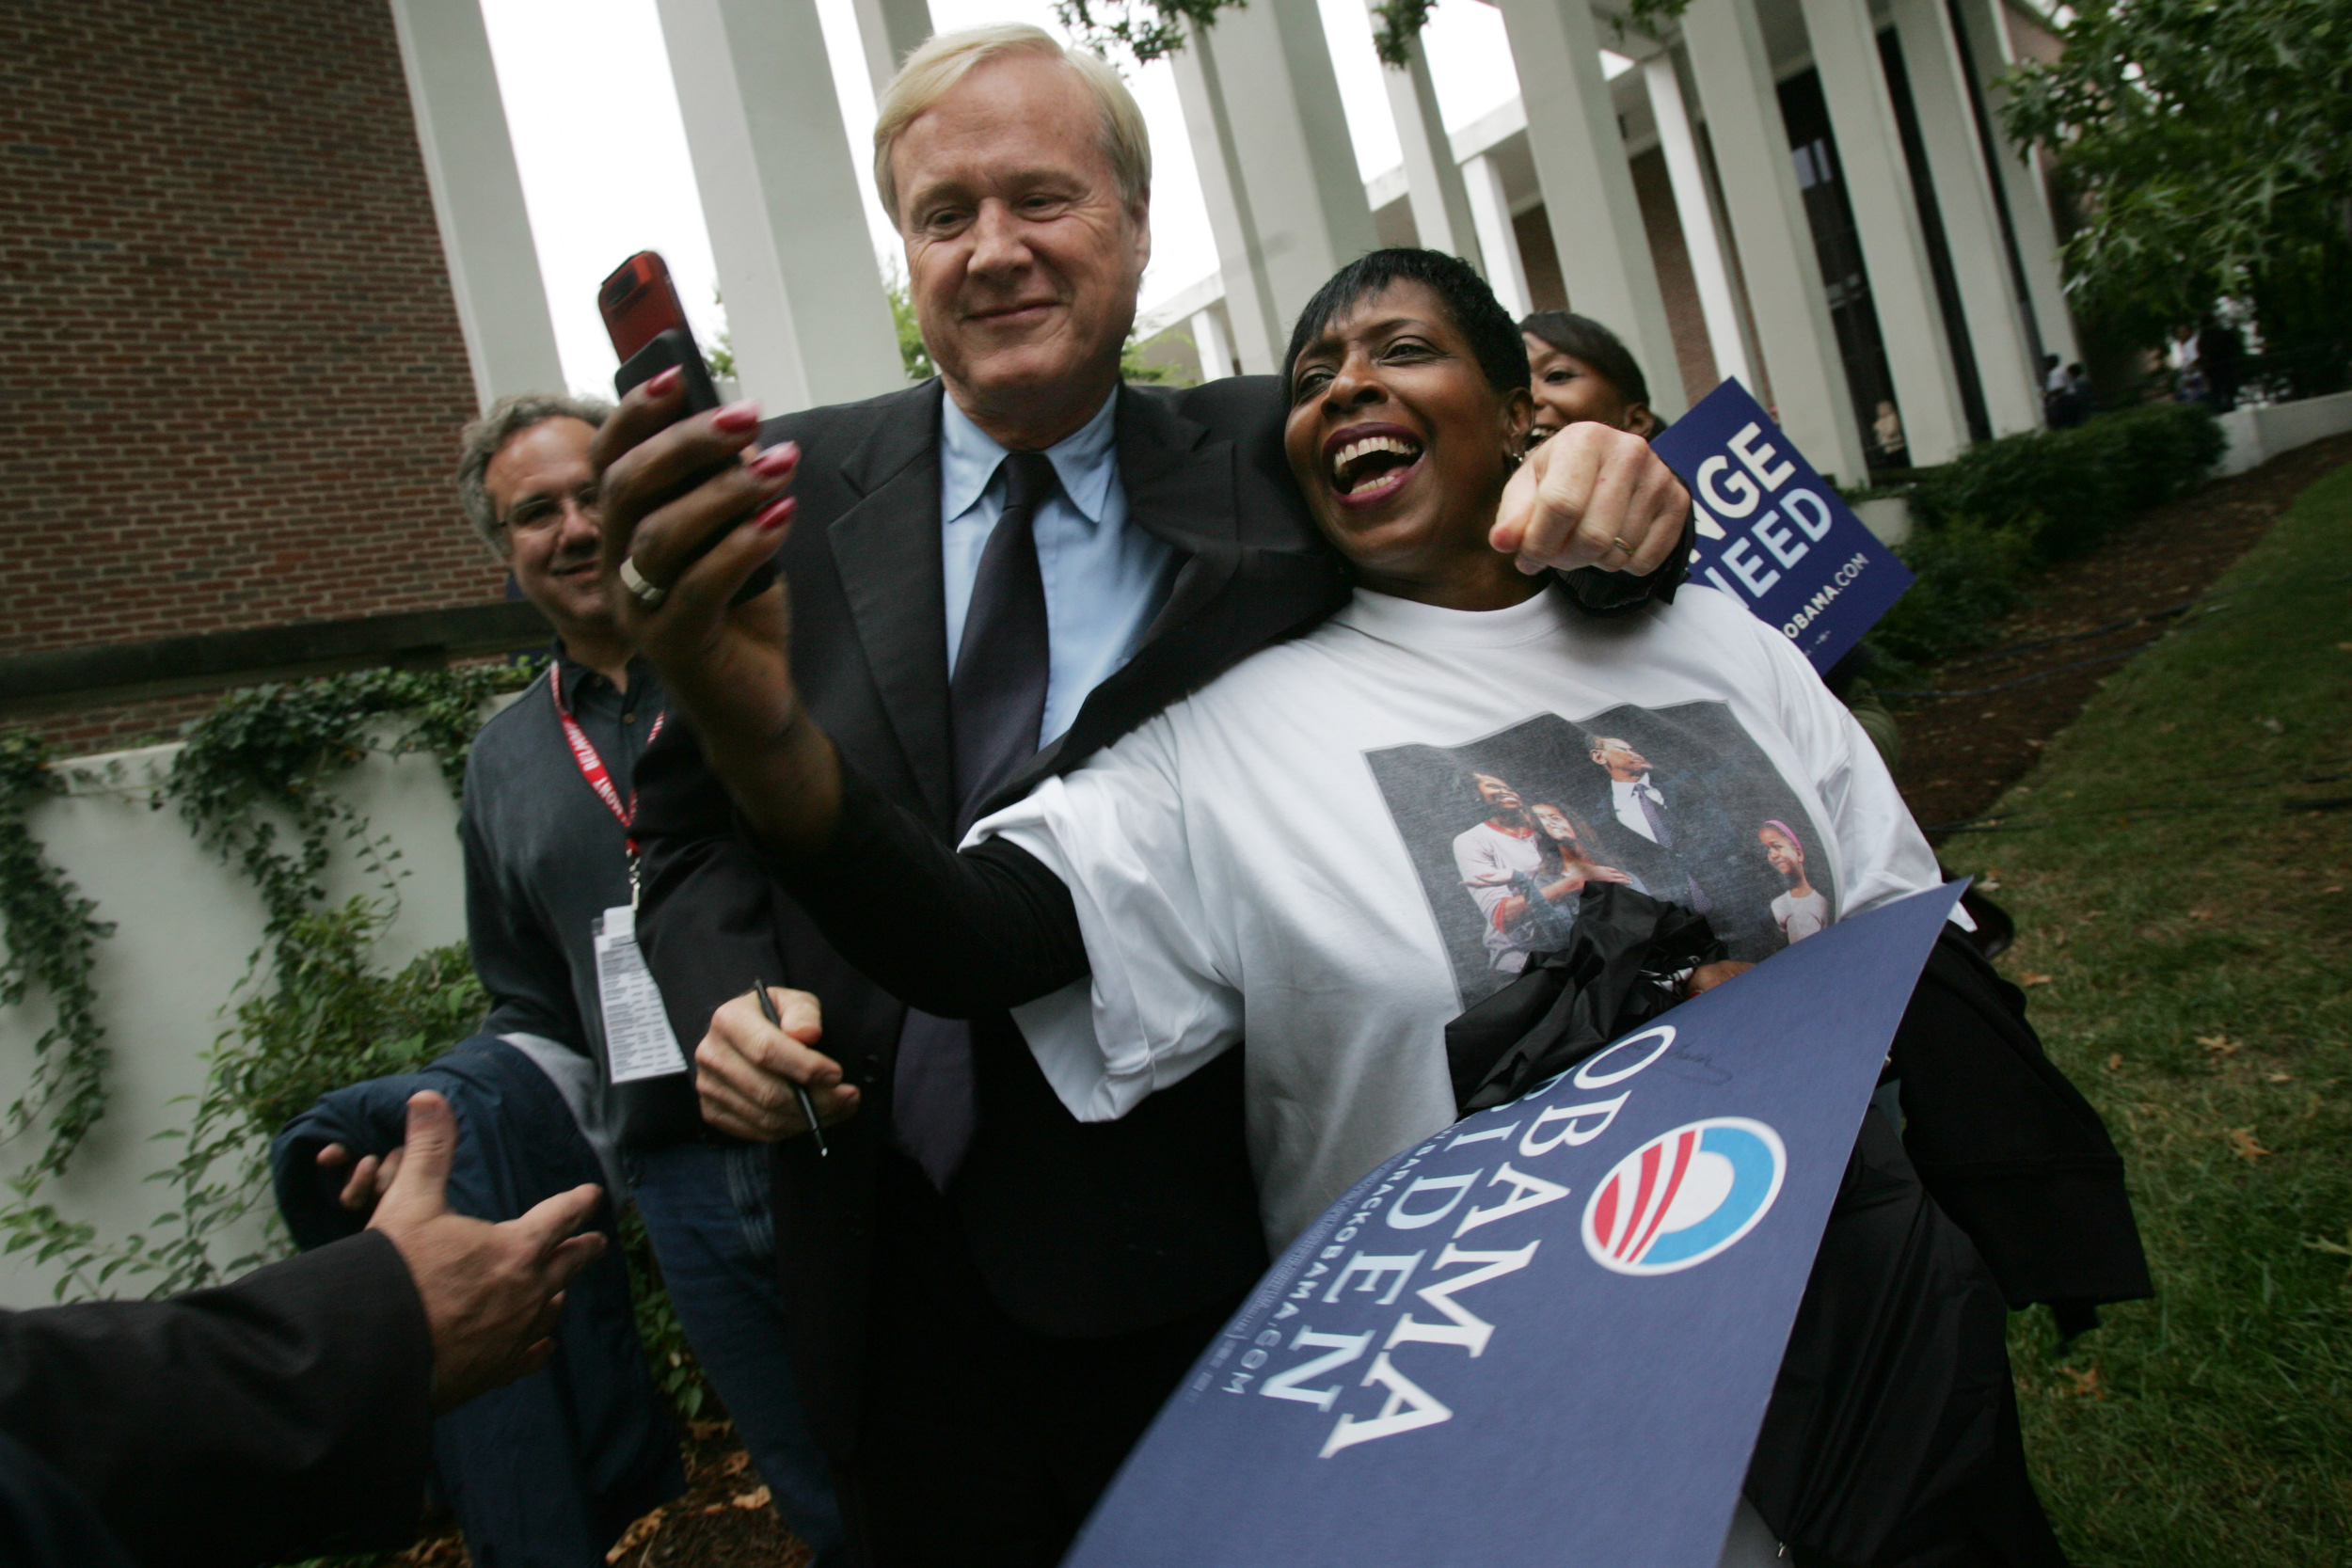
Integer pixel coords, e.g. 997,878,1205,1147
615,325,723,413
597,251,777,601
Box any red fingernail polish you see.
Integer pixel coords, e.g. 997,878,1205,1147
752,495,796,531
646,365,682,396
748,443,799,478
713,401,761,434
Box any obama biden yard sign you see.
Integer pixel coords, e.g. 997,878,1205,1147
1066,881,1965,1568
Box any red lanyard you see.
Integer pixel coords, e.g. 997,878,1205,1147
549,663,666,859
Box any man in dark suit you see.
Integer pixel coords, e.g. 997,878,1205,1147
0,1090,604,1568
587,24,1693,1568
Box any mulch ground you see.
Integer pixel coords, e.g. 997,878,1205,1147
389,1417,810,1568
1890,432,2352,841
387,430,2352,1568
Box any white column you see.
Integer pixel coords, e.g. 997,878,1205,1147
1886,0,2039,434
1169,0,1379,373
848,0,933,98
658,0,906,412
1795,0,1970,463
387,0,564,409
1490,0,1684,417
1462,155,1532,318
1953,0,2079,366
1190,304,1235,381
1375,22,1484,270
1678,0,1867,482
1641,51,1755,392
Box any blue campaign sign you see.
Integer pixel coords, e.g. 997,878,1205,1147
1650,379,1914,673
1066,882,1965,1568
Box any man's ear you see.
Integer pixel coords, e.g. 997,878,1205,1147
1128,198,1153,275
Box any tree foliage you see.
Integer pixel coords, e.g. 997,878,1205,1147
2000,0,2352,365
1055,0,1244,65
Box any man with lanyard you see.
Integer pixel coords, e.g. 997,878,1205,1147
310,393,844,1565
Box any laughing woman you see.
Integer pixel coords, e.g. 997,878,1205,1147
745,248,1944,1251
664,249,2078,1567
739,247,1947,1250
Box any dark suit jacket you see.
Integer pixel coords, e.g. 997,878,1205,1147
630,374,1685,1450
0,1230,433,1568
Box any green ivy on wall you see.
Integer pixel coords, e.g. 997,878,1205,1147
0,663,534,1295
0,732,115,1186
0,657,711,1426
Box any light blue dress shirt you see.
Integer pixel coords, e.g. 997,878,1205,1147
939,390,1177,744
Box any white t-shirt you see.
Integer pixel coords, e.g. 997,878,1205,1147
976,583,1942,1250
1772,888,1832,943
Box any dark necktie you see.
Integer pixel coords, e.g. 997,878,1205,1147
1633,782,1674,848
895,451,1059,1189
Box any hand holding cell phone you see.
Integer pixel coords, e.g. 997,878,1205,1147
587,259,829,859
596,250,776,605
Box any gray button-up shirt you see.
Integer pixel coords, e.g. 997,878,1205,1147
461,647,665,1181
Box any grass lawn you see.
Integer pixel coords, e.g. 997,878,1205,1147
1936,461,2352,1562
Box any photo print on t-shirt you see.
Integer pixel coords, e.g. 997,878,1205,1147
1364,700,1838,1006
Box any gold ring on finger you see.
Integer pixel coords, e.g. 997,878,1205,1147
1608,535,1634,555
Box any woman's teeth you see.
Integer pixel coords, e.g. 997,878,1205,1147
1332,435,1422,493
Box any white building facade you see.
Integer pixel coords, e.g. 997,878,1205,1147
403,0,2078,481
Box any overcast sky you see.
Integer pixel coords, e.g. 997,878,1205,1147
475,0,1556,397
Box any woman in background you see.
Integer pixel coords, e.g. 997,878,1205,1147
1519,310,1661,441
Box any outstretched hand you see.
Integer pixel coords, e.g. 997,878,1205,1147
316,1141,404,1215
367,1091,606,1413
1492,421,1690,578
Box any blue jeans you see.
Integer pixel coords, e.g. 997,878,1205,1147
628,1142,847,1566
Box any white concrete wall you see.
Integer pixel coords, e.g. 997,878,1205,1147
0,738,470,1307
2217,391,2352,477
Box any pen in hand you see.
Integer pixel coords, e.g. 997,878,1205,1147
751,978,828,1158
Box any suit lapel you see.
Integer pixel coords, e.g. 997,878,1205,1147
828,384,957,826
1117,384,1243,651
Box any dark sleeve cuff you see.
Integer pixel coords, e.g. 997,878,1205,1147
1553,502,1694,617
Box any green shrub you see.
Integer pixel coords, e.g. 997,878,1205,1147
1908,403,2225,561
1863,403,2227,673
1870,519,2040,669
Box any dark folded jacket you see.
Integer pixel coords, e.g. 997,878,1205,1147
1887,933,2152,1326
1748,1113,2065,1567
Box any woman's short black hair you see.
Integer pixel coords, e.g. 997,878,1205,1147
1518,309,1651,408
1283,248,1532,399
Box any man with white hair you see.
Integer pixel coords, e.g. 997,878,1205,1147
592,25,1695,1566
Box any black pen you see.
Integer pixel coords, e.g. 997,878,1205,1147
752,978,828,1158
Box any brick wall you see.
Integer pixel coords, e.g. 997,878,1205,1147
1,0,502,749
